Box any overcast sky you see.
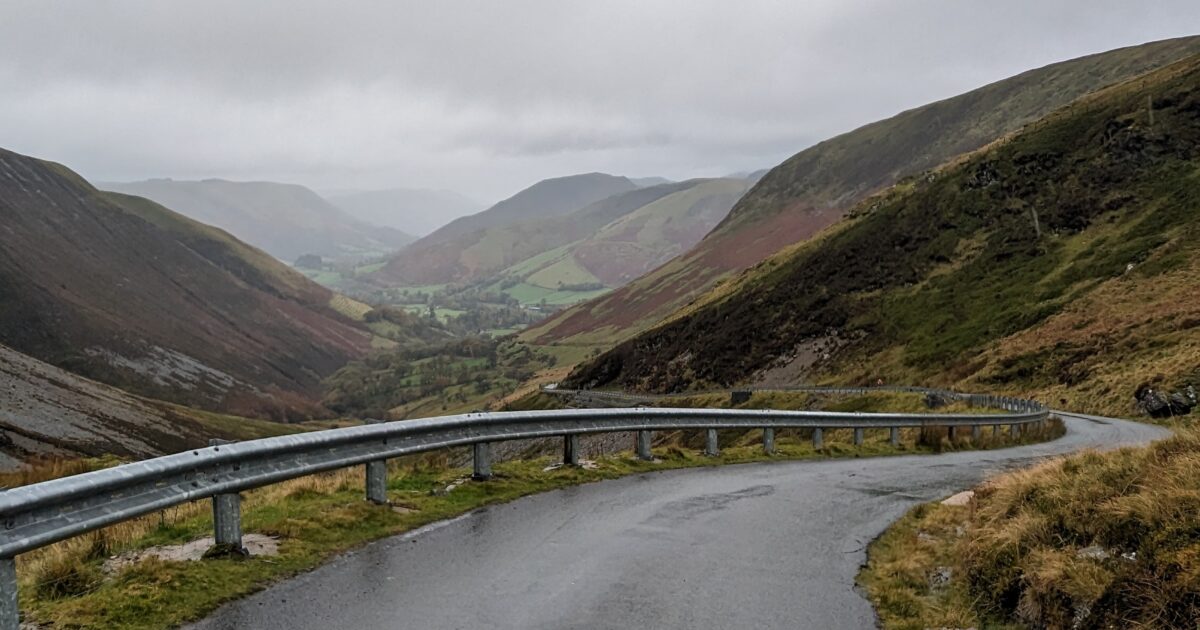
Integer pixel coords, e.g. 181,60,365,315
2,1,1199,204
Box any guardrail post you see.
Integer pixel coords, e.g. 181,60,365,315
762,428,775,455
971,425,982,441
705,429,720,457
993,423,1002,436
213,492,242,550
208,439,243,552
889,427,900,447
947,426,957,442
365,460,388,504
853,428,864,447
1010,423,1021,440
812,428,824,450
364,419,388,504
636,430,653,461
563,434,580,466
473,442,492,480
0,556,16,630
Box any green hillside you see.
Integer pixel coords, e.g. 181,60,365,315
525,35,1200,349
372,173,638,286
566,52,1200,417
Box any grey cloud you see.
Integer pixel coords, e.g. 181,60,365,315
1,0,1198,201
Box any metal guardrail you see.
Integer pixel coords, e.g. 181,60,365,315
0,387,1046,628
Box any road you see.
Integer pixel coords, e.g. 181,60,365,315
189,412,1167,630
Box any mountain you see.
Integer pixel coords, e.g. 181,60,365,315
325,187,482,237
564,51,1200,417
0,343,296,470
0,148,375,418
373,172,638,286
490,178,750,297
524,35,1200,348
630,176,674,187
101,178,414,262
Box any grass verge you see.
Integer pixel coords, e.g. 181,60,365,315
859,427,1198,629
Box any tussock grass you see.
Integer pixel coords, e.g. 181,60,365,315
861,429,1200,629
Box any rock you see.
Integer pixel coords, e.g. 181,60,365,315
924,392,951,409
1134,384,1193,418
929,566,953,590
1076,545,1110,560
941,490,974,506
103,533,279,574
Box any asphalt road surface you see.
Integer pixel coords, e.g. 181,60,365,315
190,412,1167,630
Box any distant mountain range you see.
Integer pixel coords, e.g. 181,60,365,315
0,148,376,419
101,178,414,263
325,187,482,237
373,172,638,286
524,34,1200,347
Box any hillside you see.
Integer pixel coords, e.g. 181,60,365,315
373,172,637,285
325,187,481,237
102,178,414,262
0,343,298,470
0,148,376,418
565,52,1200,417
490,178,750,295
525,35,1200,348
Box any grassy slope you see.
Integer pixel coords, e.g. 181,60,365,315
373,174,638,286
861,430,1200,629
524,35,1200,349
0,149,376,419
566,53,1200,417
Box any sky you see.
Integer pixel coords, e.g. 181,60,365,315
2,1,1199,205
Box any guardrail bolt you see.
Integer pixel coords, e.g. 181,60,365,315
636,430,653,461
563,434,580,466
0,557,15,630
704,429,720,457
853,428,864,447
212,492,243,551
812,427,824,450
762,428,775,455
472,442,492,480
365,460,388,504
889,427,900,448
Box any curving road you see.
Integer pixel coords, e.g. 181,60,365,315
189,412,1166,630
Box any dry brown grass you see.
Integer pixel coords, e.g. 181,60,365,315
864,429,1200,629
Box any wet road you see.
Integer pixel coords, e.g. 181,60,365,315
190,412,1167,630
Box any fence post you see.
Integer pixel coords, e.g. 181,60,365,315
563,434,580,466
636,430,653,461
473,442,492,480
364,418,387,504
209,439,243,551
853,428,864,447
763,428,775,455
812,427,824,450
705,429,720,457
889,426,900,447
365,460,388,504
0,557,16,630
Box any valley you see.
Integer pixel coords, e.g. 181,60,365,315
1,12,1199,629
